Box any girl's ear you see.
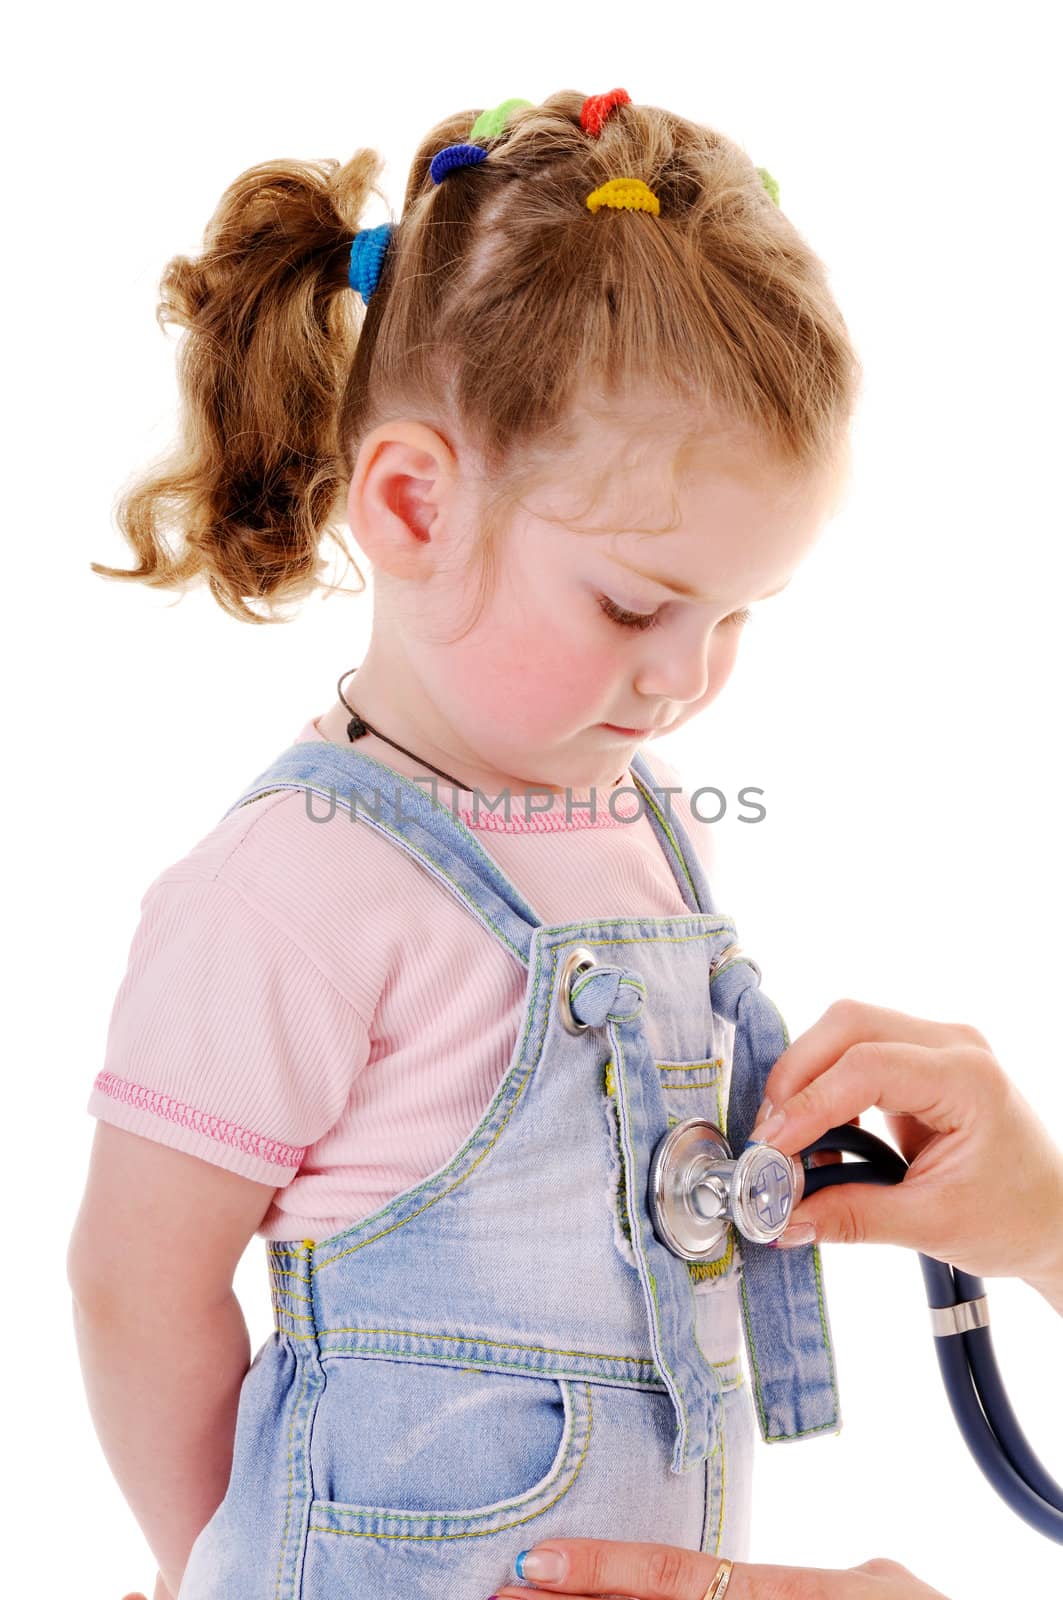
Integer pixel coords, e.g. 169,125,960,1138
346,421,460,578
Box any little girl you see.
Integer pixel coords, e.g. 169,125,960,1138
68,88,860,1600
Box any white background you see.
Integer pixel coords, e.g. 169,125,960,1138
6,2,1061,1595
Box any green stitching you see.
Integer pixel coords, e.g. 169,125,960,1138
265,928,737,1268
658,1058,723,1073
306,1383,593,1541
715,1394,726,1553
274,1315,316,1597
687,1231,735,1285
633,776,699,904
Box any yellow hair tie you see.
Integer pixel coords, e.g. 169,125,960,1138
585,177,660,215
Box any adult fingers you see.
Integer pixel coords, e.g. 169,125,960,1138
488,1539,895,1600
757,999,991,1125
759,1038,989,1155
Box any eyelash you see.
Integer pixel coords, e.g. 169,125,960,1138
596,595,753,632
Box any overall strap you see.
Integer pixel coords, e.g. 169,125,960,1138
221,742,709,971
220,740,543,972
712,953,843,1445
628,749,718,916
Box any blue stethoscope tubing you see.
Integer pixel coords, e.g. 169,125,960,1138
799,1124,1063,1542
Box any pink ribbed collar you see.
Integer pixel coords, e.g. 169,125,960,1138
297,719,642,833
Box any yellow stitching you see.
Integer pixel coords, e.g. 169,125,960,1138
657,1058,723,1072
687,1229,735,1283
631,777,700,904
714,1396,727,1554
268,1281,312,1301
309,931,730,1272
613,1020,690,1457
274,1239,319,1598
274,1358,310,1598
303,937,552,1270
268,1269,313,1288
260,776,531,964
310,1329,650,1361
269,1333,744,1395
306,1385,592,1541
266,926,736,1266
311,1066,534,1272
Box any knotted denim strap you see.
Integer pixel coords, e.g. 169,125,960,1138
712,954,843,1445
567,962,646,1027
571,959,729,1472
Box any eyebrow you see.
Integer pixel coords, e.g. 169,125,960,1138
608,557,793,604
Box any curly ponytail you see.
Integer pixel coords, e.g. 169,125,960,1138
91,151,385,623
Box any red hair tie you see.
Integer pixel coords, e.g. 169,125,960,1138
580,88,631,138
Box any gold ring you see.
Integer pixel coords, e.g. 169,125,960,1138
700,1557,734,1599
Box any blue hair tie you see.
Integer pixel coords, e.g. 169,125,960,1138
348,223,393,302
430,143,489,184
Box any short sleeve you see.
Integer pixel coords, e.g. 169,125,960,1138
87,874,370,1185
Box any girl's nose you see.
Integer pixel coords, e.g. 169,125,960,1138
633,641,712,707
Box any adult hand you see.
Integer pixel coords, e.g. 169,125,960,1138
489,1538,950,1599
751,998,1063,1294
120,1570,173,1600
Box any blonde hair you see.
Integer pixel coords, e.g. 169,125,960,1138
91,89,862,627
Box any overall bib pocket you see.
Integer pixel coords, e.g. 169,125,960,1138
307,1355,591,1535
602,1054,741,1287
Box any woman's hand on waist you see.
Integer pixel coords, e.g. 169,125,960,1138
489,1537,950,1598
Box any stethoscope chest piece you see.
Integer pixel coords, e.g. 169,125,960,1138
647,1117,804,1260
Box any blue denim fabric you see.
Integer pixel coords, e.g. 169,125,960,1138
176,742,840,1598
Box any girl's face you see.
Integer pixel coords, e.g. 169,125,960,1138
349,405,845,799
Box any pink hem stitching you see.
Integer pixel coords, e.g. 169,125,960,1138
92,1071,307,1169
454,793,640,832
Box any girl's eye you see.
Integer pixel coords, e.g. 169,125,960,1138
596,595,754,632
597,594,662,631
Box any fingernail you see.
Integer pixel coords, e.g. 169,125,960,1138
749,1106,785,1144
515,1548,567,1581
774,1221,816,1249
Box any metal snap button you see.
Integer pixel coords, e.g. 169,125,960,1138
709,942,762,982
558,945,599,1034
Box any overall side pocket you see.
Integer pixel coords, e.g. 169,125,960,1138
307,1355,592,1537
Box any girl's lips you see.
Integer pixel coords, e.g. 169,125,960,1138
601,723,655,737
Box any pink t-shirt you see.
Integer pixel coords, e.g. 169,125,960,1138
87,717,718,1240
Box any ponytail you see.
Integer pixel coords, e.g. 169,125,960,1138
92,151,385,623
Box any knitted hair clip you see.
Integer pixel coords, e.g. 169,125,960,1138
349,96,534,300
580,88,780,206
585,177,659,215
757,166,780,205
580,88,631,137
430,95,534,184
348,222,393,302
348,92,781,300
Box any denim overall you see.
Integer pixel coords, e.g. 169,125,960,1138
177,741,842,1600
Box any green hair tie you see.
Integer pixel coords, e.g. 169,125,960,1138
757,166,781,206
469,98,535,141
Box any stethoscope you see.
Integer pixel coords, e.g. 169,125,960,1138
647,1113,1063,1543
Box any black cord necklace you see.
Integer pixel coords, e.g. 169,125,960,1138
335,666,625,793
